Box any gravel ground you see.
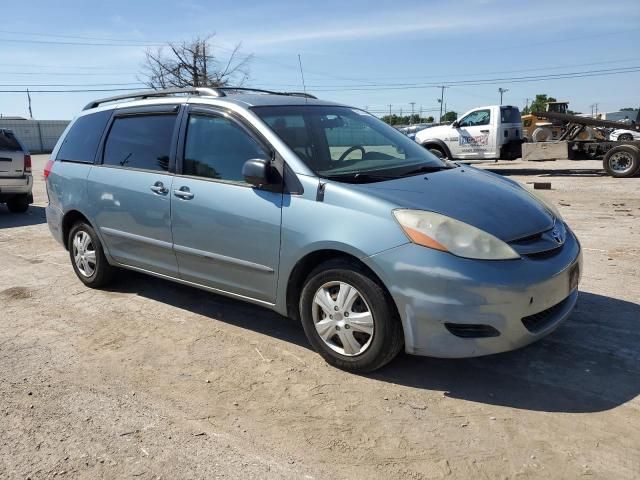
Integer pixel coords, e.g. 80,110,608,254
0,155,638,479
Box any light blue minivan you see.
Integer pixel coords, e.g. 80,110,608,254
45,87,582,372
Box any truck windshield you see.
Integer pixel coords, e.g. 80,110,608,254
500,106,521,124
252,105,448,182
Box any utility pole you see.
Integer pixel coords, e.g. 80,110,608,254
437,86,448,123
410,102,415,125
590,103,599,118
498,87,509,105
388,104,392,118
26,89,33,119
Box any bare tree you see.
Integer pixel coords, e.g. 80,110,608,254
140,35,252,89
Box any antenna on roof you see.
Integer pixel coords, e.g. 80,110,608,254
297,54,308,104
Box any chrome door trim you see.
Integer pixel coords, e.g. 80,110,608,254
100,227,173,250
111,260,276,307
173,243,275,273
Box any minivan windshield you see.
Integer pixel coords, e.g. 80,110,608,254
252,105,450,182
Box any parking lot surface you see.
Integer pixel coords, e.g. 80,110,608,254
1,155,639,479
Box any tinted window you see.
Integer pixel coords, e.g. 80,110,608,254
103,114,176,171
57,110,111,162
183,115,268,182
500,106,521,124
0,130,22,152
458,109,490,127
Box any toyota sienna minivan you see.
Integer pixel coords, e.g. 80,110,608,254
45,87,582,372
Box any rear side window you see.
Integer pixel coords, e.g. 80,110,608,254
57,110,111,162
103,114,176,172
0,130,22,151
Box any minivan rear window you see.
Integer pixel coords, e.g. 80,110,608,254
0,130,22,151
103,114,176,172
57,110,112,163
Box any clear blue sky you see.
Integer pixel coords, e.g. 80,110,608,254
2,0,639,119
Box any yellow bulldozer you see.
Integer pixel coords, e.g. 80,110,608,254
522,101,600,142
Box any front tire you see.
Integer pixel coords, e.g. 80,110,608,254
299,260,404,373
6,195,30,213
68,221,115,288
618,133,634,142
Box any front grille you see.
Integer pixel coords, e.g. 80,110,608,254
521,295,572,333
445,323,500,338
524,246,563,259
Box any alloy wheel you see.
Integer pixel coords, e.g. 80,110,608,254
72,230,96,278
311,281,374,356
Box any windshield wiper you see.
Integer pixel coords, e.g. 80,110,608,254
399,164,456,177
323,172,398,183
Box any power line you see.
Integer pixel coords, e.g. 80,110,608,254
0,83,145,87
0,87,143,93
0,29,163,44
0,37,163,47
302,66,640,91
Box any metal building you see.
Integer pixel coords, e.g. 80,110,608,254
0,118,69,153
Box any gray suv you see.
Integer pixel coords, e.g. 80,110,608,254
0,129,33,213
46,87,581,372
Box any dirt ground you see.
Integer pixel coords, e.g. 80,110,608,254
1,155,639,479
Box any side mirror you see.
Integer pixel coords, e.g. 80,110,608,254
242,158,271,187
451,121,460,128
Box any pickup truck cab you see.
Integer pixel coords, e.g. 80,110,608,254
415,105,522,162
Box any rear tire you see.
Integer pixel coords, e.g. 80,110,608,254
68,221,115,288
618,133,634,142
602,145,640,178
6,195,30,213
299,259,404,373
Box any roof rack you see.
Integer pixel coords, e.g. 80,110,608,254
216,87,317,99
83,86,317,110
83,87,221,110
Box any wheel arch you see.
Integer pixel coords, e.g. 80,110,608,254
61,209,93,250
285,249,401,326
420,138,452,159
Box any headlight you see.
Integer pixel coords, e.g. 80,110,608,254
393,209,520,260
526,188,563,220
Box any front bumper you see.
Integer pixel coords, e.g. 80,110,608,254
363,229,582,358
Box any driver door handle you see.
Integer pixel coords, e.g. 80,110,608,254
174,186,194,200
150,181,169,194
480,130,490,133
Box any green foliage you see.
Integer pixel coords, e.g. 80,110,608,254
522,94,557,115
441,111,458,122
620,107,637,111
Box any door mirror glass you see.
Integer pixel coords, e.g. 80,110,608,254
242,158,271,187
451,121,459,128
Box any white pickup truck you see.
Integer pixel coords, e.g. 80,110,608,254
415,105,523,162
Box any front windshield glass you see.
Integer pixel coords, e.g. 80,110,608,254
252,105,447,181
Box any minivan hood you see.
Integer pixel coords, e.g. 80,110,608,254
350,166,554,242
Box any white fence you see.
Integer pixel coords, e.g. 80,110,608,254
0,119,69,153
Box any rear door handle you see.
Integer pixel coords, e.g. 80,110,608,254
150,181,168,194
174,186,194,200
